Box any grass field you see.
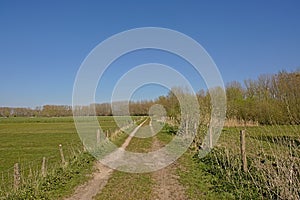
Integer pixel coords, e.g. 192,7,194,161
0,116,143,171
0,118,79,172
0,116,142,199
219,125,300,154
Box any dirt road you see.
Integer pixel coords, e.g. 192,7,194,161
65,118,187,200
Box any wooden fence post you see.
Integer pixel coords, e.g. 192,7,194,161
59,144,66,166
209,126,213,149
185,115,189,135
41,157,46,177
1,171,4,183
83,139,87,152
96,129,101,144
13,163,20,190
240,130,248,172
28,168,32,178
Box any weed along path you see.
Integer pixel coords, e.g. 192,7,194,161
65,119,148,200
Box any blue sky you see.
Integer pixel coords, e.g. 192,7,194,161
0,0,299,107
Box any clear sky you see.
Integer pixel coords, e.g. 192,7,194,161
0,0,299,107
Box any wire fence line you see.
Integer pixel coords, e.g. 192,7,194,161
0,142,84,194
0,118,144,197
191,122,300,199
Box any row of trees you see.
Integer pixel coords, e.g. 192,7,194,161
0,105,73,117
1,70,299,125
225,70,299,124
0,102,155,118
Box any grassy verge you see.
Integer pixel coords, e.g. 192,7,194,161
193,125,300,199
95,171,153,200
2,152,95,200
177,152,235,200
155,123,176,144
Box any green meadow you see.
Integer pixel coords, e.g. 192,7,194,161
0,116,141,172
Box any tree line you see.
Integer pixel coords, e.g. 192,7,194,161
225,70,299,125
1,70,299,125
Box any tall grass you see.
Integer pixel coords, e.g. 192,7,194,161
194,125,300,199
0,144,95,199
